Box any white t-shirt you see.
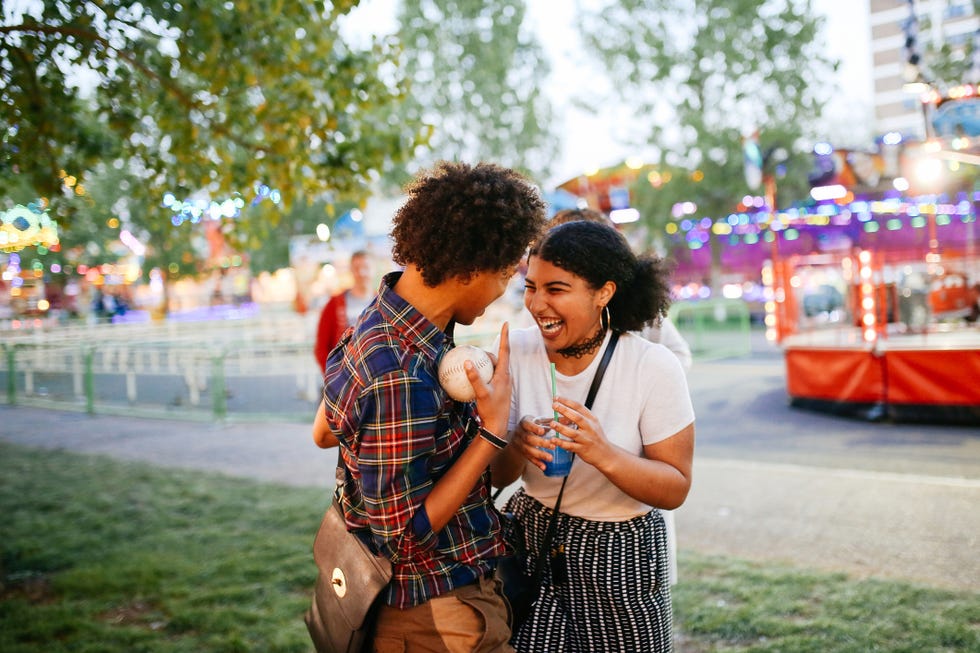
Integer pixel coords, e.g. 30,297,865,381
502,327,695,521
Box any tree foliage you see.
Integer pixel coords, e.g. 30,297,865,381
0,0,426,240
394,0,558,182
577,0,837,244
912,1,980,89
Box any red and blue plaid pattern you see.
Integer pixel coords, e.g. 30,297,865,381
323,272,506,608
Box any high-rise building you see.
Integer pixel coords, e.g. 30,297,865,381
870,0,980,138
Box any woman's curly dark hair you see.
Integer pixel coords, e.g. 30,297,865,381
390,161,547,287
548,207,610,228
530,221,674,332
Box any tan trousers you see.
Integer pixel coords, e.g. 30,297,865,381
373,575,514,653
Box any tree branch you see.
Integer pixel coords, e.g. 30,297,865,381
1,23,199,111
9,44,62,192
2,22,263,154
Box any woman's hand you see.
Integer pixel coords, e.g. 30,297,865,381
508,414,559,473
550,396,696,510
550,396,614,467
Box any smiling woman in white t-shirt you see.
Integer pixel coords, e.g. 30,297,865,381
491,220,695,653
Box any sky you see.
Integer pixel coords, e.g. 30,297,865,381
340,0,875,187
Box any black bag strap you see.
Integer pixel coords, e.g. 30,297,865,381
584,330,620,410
528,330,620,583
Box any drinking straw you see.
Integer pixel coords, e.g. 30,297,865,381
550,362,559,422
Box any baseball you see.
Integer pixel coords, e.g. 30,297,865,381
438,345,494,402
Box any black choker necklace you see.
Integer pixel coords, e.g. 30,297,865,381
557,326,607,359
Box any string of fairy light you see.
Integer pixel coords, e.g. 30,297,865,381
163,182,281,226
666,193,978,250
1,177,281,282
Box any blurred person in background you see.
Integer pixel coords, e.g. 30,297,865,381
968,282,980,324
314,250,374,373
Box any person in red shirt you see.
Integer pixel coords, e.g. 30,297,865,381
314,250,374,373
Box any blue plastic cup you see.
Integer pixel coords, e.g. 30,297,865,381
534,417,573,477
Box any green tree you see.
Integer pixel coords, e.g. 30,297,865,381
909,1,980,89
0,0,425,236
44,166,139,276
244,197,361,275
394,0,559,182
577,0,837,283
44,163,200,315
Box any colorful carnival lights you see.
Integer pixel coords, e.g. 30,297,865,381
666,193,977,250
0,202,60,253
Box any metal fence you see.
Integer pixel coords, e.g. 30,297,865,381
1,314,323,422
1,301,751,422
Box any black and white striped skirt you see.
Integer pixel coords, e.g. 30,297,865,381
503,489,672,653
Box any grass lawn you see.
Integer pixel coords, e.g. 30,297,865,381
1,442,977,652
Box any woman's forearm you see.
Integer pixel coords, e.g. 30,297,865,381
591,423,695,510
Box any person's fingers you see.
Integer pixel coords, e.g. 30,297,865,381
464,360,490,399
492,322,510,381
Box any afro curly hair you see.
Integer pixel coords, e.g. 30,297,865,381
530,221,674,333
390,161,547,287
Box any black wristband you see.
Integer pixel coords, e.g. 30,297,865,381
477,426,508,450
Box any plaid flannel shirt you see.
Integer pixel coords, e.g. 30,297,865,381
322,272,506,608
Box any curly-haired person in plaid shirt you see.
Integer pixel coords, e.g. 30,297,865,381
313,161,546,652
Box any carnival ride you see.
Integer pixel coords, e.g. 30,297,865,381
764,87,980,425
1,202,61,324
765,213,978,425
554,122,979,425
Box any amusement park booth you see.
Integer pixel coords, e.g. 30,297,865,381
764,194,979,425
551,140,979,425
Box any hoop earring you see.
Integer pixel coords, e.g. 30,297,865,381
601,305,611,331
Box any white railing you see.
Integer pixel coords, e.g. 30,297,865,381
1,312,323,421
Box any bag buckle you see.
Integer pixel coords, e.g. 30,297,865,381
331,568,348,597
